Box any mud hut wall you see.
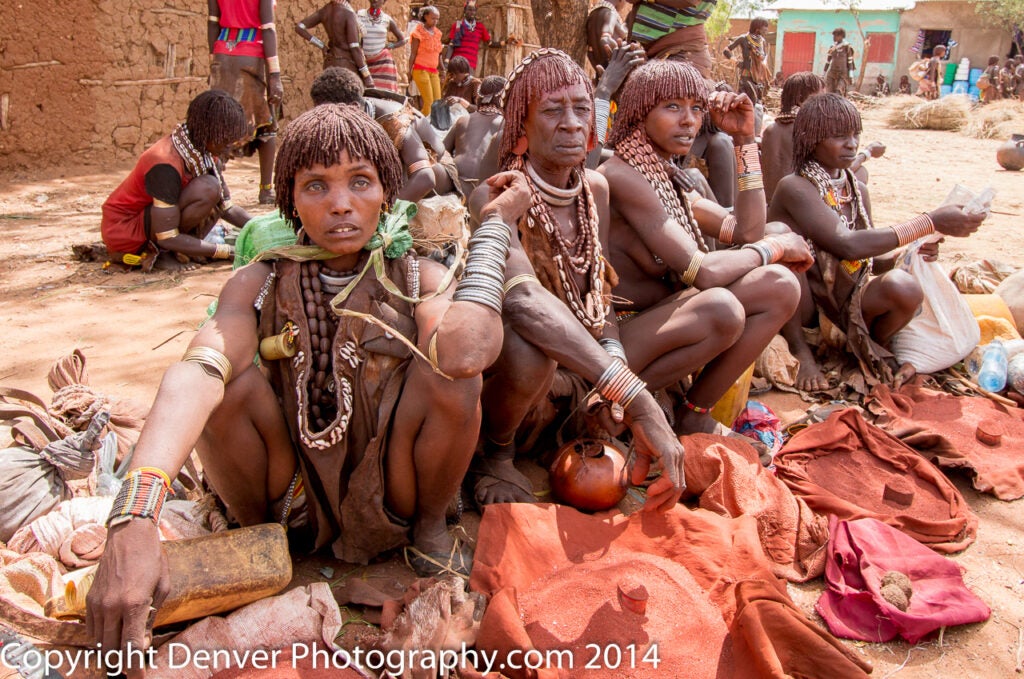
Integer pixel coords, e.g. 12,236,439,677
894,1,1013,84
0,0,415,171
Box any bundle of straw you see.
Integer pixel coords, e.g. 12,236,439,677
962,100,1024,139
885,94,971,131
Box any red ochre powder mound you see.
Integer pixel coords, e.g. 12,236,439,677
516,552,733,678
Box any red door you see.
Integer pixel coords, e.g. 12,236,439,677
781,31,816,78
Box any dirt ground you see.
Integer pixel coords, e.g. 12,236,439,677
1,105,1023,677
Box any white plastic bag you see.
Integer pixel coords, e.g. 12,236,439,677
890,238,980,373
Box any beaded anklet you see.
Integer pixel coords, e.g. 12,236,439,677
681,395,711,415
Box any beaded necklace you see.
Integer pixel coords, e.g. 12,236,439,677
366,7,385,23
801,160,871,231
477,103,502,116
617,127,707,253
516,155,607,331
170,123,226,202
170,123,214,178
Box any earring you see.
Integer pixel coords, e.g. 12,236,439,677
512,135,528,155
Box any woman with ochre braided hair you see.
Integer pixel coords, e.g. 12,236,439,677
101,90,252,272
599,59,813,442
87,104,534,663
769,93,984,392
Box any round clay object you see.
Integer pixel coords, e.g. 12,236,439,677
996,138,1024,171
880,583,910,612
880,571,913,599
882,476,915,507
617,576,649,615
976,418,1005,446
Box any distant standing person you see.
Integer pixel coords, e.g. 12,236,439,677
585,0,629,73
919,44,945,101
296,0,374,88
208,0,283,205
823,28,855,96
356,0,407,93
723,18,771,105
409,5,446,115
443,1,500,73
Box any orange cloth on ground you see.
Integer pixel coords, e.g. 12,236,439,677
775,408,977,553
682,433,828,582
869,380,1024,500
469,503,871,679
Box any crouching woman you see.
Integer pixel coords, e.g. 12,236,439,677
87,103,529,659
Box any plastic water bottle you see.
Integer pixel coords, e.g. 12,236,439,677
976,339,1008,392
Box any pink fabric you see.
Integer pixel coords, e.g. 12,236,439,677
816,516,990,644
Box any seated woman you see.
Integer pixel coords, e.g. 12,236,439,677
100,90,251,271
86,104,531,657
769,93,984,391
441,55,482,113
599,60,814,437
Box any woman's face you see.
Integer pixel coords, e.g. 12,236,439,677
644,96,705,159
423,10,438,27
292,150,384,269
813,132,860,171
370,0,385,10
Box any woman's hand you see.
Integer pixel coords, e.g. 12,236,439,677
481,171,532,226
766,232,815,273
86,520,170,670
709,90,755,140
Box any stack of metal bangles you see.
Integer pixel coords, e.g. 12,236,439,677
452,218,512,313
595,360,647,410
741,238,785,266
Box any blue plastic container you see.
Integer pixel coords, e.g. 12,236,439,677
951,80,969,95
968,67,983,85
939,84,954,97
968,85,981,101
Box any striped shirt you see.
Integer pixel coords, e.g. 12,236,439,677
357,9,392,57
630,0,716,47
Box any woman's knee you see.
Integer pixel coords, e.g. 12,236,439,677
760,264,802,314
878,270,923,313
692,288,745,340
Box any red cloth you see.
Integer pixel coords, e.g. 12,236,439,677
100,136,189,253
470,503,871,679
775,408,977,553
816,515,990,643
868,380,1024,500
682,433,828,583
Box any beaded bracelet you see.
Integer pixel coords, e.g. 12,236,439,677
680,250,705,287
891,213,935,246
599,337,628,363
681,395,711,414
213,243,233,260
594,360,647,410
107,468,174,528
182,346,232,384
734,143,761,175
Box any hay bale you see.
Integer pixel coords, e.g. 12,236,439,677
885,94,971,131
962,100,1024,139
